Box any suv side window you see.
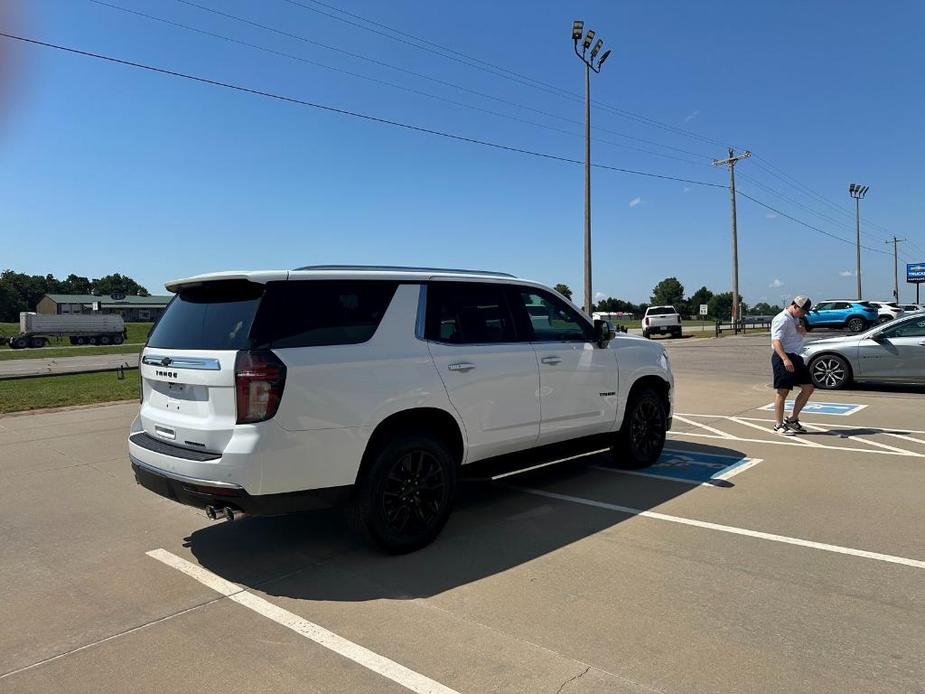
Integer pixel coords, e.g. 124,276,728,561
814,302,835,311
834,302,852,310
253,280,399,348
518,289,593,342
425,282,518,344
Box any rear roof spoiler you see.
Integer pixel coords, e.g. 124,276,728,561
164,271,290,293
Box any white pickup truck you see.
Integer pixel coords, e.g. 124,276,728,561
642,305,682,339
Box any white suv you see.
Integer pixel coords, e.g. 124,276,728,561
129,266,674,552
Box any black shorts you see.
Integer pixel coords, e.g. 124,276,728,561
772,352,812,390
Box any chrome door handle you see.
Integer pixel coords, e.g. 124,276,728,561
540,356,562,365
447,362,475,372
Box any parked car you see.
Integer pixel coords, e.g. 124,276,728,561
129,266,674,552
801,312,925,389
802,300,878,333
898,303,925,313
642,305,682,339
866,301,905,323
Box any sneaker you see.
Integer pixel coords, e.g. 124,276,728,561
784,417,807,433
773,423,796,436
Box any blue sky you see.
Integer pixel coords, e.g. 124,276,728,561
1,0,924,305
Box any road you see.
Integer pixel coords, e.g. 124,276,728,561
0,353,139,378
1,335,923,693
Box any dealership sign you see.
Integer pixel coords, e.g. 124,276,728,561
908,263,925,284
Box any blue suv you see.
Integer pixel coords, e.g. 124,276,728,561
803,300,878,333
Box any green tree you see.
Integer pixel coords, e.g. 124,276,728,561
686,286,714,318
62,274,93,294
708,292,745,321
651,277,685,309
553,283,572,301
91,273,148,297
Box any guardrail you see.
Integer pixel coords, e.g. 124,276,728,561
714,320,771,337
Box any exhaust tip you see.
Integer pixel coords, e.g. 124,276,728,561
205,505,218,521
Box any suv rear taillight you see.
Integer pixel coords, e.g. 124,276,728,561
235,350,287,424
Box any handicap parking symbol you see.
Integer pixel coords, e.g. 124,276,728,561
639,450,762,485
760,401,867,416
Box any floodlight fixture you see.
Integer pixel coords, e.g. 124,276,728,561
572,20,584,41
597,49,612,68
583,29,595,50
590,39,603,59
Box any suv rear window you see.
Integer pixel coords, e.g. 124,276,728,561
147,280,263,350
252,280,399,348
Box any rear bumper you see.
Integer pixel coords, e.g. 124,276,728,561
131,456,352,515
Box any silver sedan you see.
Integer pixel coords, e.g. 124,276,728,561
800,312,925,389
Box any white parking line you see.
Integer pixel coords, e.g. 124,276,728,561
509,489,925,570
799,422,918,455
678,413,925,435
668,430,924,457
673,414,734,438
729,416,825,447
147,549,460,694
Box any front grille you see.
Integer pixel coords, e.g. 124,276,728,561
130,432,221,461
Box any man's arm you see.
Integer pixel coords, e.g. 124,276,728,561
772,338,794,372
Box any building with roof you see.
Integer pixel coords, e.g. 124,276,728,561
36,293,171,321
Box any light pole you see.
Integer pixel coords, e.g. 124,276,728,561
572,19,611,315
849,183,869,300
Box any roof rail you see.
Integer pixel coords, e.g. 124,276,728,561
293,264,516,278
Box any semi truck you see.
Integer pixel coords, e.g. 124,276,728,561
8,313,127,349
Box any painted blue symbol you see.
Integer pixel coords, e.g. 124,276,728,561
761,401,865,416
643,450,757,484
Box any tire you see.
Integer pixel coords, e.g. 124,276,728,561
846,316,865,333
876,316,891,324
29,337,47,348
348,433,457,553
642,330,650,339
809,354,851,390
113,335,124,345
10,336,28,349
75,336,87,345
88,337,98,345
612,387,667,469
69,337,79,345
671,328,681,339
99,335,111,345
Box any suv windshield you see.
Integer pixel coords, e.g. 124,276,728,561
147,280,263,350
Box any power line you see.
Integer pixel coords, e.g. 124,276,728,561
737,190,891,256
0,31,725,190
89,0,709,167
273,0,738,150
165,0,716,163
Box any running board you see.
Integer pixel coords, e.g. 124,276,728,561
461,434,614,482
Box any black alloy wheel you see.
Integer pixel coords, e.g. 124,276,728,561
809,354,851,390
351,433,456,553
613,388,667,469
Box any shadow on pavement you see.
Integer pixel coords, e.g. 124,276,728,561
184,441,747,603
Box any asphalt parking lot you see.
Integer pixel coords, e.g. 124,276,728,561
1,334,923,693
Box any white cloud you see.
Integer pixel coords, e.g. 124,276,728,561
769,279,783,288
766,212,778,220
683,110,700,123
839,270,853,277
594,292,607,302
628,197,642,208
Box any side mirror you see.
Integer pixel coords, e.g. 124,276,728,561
594,319,614,347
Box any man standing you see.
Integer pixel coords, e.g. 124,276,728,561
770,296,815,435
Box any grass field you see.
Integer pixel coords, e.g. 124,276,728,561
0,370,139,414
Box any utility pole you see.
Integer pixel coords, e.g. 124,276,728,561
885,236,907,302
712,148,751,333
849,184,869,299
571,20,612,316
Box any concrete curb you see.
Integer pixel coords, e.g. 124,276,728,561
0,399,138,419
